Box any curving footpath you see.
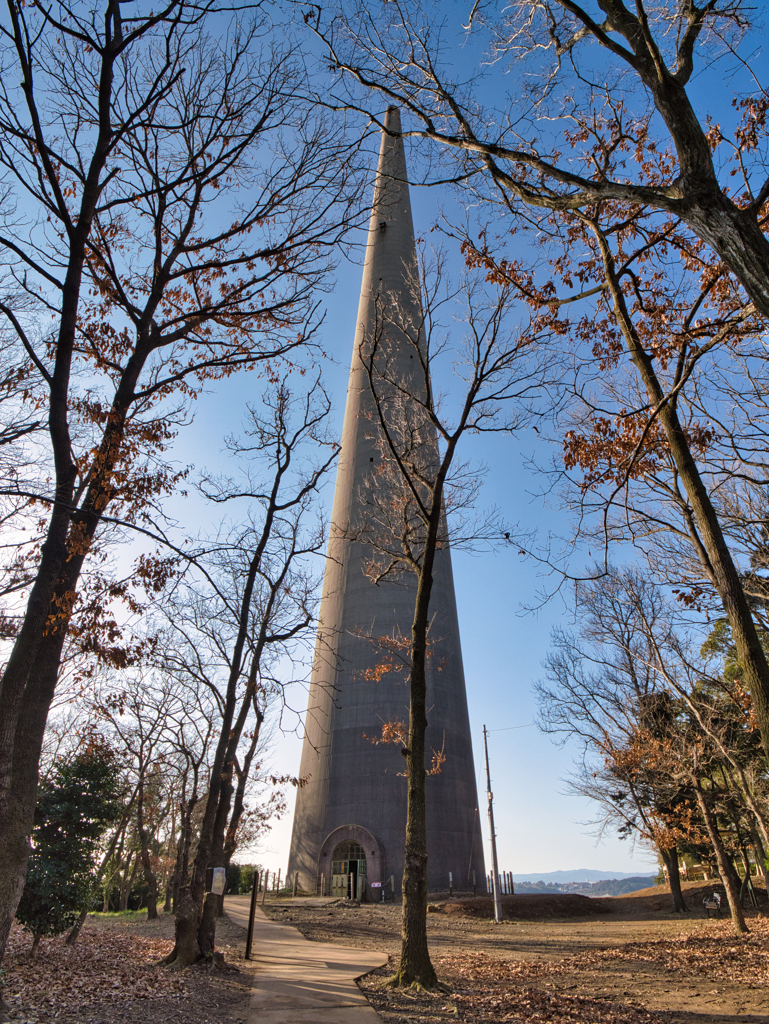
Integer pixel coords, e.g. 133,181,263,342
224,896,386,1024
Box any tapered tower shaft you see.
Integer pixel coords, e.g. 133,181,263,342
288,108,484,896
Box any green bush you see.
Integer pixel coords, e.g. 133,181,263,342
237,863,265,894
16,743,123,950
226,862,242,895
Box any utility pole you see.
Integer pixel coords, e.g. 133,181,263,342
483,725,503,924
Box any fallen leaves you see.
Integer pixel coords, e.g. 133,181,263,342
360,955,665,1024
1,918,252,1024
359,919,769,1023
548,918,769,988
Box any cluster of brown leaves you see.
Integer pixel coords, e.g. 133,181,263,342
2,923,187,1021
555,920,769,988
361,953,663,1024
361,920,769,1023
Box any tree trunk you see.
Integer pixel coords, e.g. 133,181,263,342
594,227,769,760
136,776,159,920
660,847,687,913
748,821,769,890
0,376,145,961
694,781,748,933
196,760,238,957
29,931,42,960
66,908,89,945
164,884,201,968
198,892,224,956
0,618,70,964
391,510,441,990
119,854,140,912
167,517,274,967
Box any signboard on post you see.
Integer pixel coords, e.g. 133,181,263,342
206,866,226,895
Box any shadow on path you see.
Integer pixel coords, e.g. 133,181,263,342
224,895,387,1024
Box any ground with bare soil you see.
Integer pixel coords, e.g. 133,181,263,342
2,911,253,1024
264,882,769,1024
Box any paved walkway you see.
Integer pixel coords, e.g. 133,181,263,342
224,895,387,1023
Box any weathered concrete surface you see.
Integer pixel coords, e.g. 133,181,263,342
223,896,385,1023
287,106,485,896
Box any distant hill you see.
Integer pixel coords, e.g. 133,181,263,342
513,869,657,884
513,876,658,897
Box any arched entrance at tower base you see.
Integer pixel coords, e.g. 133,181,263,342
318,824,385,903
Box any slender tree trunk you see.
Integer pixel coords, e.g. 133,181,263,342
694,781,748,933
660,847,687,913
136,781,158,920
748,821,769,890
120,854,140,912
594,227,769,759
166,500,281,967
66,908,89,945
224,708,265,864
391,507,442,990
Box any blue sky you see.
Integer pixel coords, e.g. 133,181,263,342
167,141,658,879
160,1,768,880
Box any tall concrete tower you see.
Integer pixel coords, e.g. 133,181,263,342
287,108,484,897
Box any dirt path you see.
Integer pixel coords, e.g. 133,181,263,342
263,884,769,1024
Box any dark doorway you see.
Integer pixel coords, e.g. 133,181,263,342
331,839,367,899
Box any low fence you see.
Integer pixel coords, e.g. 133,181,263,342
486,871,515,895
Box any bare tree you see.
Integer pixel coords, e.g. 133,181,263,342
0,1,358,968
352,251,545,987
538,566,758,931
154,378,336,966
314,0,769,314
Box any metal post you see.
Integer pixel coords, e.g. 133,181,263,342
245,870,260,960
449,871,453,897
261,869,269,906
293,871,298,898
483,724,503,923
472,869,477,897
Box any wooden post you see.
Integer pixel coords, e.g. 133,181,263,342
261,869,269,906
276,869,281,894
293,871,298,897
321,874,325,897
245,870,260,960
